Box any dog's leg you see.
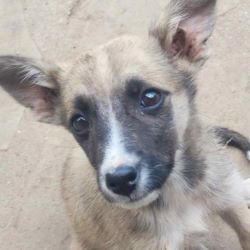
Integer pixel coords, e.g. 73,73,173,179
193,246,208,250
186,245,208,250
245,178,250,207
185,244,208,250
69,234,83,250
220,205,250,250
70,241,83,250
70,243,82,250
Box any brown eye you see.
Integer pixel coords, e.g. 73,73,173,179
71,115,89,135
140,89,163,109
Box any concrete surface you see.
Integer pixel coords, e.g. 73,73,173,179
0,0,249,249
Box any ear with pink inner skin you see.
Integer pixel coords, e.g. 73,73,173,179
150,0,216,71
0,56,62,124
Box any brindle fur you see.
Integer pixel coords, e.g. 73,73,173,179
0,0,250,249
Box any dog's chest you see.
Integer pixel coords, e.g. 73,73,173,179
137,202,207,250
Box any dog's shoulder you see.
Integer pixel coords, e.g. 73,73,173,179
197,125,246,209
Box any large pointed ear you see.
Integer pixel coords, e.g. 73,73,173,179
0,56,62,124
149,0,216,72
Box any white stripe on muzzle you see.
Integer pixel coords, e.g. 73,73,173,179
100,112,139,176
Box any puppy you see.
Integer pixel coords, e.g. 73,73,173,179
0,0,250,249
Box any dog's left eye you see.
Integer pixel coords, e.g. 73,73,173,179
140,89,163,109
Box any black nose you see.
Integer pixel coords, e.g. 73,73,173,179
106,166,138,196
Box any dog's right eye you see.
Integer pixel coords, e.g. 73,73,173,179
71,114,89,135
140,88,164,110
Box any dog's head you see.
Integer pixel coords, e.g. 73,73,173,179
0,0,216,208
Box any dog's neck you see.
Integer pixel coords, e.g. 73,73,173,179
135,116,207,238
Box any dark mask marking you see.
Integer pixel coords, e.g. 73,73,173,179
71,96,110,169
108,78,177,193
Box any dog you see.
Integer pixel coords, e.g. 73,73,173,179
1,0,250,249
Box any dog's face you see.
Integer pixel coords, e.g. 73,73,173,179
62,37,182,206
0,0,216,208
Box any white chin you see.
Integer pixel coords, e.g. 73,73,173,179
118,190,160,210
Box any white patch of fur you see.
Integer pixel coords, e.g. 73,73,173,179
226,170,246,203
99,110,140,201
100,114,139,175
247,151,250,161
165,204,207,250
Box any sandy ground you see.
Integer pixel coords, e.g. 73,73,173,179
0,0,249,249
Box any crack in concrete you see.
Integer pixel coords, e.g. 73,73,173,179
20,0,43,58
218,3,240,18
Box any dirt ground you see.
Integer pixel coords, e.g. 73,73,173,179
0,0,249,249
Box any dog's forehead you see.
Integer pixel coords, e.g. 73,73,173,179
62,36,179,113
